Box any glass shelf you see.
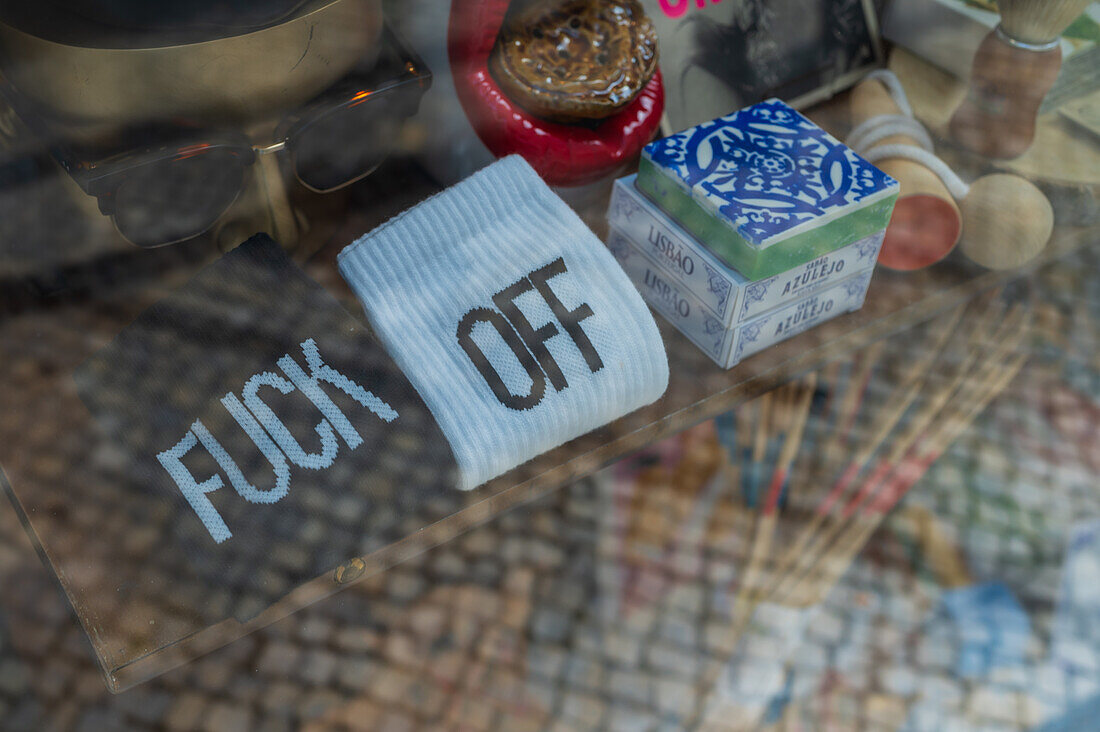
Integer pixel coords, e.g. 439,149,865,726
1,163,1095,692
2,84,1099,690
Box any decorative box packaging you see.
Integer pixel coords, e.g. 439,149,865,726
608,227,873,368
637,99,899,281
608,174,884,327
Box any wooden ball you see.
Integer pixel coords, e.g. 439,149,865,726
959,174,1053,270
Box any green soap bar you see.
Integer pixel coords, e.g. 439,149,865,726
637,160,898,280
639,99,900,281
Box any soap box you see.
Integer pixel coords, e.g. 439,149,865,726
637,99,899,281
609,227,873,368
608,174,884,326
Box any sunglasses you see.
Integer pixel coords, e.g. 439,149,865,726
0,25,431,248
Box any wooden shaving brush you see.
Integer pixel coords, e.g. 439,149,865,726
999,0,1091,44
950,0,1091,159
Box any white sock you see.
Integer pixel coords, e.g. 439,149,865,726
339,156,668,489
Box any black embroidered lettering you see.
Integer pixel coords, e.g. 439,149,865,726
457,307,546,410
529,258,603,374
493,277,567,391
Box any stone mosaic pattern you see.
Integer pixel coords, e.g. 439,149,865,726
642,99,897,246
0,249,1097,731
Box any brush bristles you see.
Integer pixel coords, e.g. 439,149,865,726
998,0,1091,44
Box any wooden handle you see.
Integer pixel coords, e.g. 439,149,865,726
850,79,961,212
949,30,1062,159
850,78,962,269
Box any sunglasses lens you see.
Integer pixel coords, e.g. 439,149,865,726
290,93,407,192
112,149,245,247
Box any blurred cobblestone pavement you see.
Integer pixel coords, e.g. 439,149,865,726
0,252,1098,730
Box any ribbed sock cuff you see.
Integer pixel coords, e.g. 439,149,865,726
339,156,669,489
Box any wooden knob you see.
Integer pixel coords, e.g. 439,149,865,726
850,79,962,270
959,174,1053,269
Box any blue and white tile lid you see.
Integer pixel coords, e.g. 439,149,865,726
642,99,899,249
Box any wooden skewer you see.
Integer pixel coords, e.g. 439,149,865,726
684,346,932,729
764,306,966,596
819,360,843,424
678,452,739,559
777,340,887,533
683,379,819,732
706,417,746,549
785,316,1026,605
806,333,1030,598
764,375,818,516
809,342,886,483
801,341,885,499
733,376,818,623
800,351,1027,602
683,301,1023,732
732,387,785,623
821,303,1012,520
798,354,1025,604
771,306,1026,604
793,358,843,485
843,306,965,477
746,389,775,509
733,394,756,468
722,396,760,553
837,340,887,444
